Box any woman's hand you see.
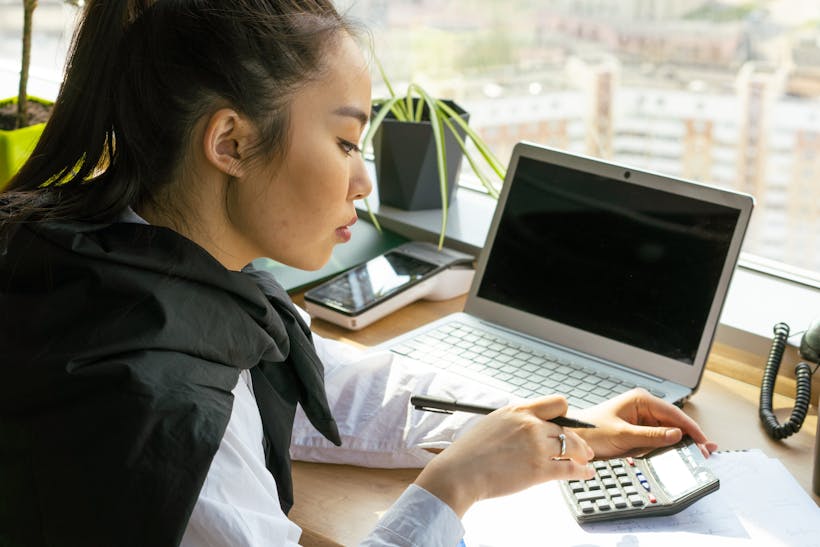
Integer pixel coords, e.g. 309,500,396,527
414,395,595,518
573,388,718,459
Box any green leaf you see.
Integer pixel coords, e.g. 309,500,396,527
436,100,506,179
408,83,449,249
440,114,500,199
361,96,404,156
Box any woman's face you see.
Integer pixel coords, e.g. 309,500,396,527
230,33,373,270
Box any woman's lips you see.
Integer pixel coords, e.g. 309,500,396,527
335,216,358,242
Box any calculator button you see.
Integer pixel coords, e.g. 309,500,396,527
648,494,658,504
612,496,628,508
628,495,645,507
602,478,617,489
613,466,628,477
569,481,585,493
575,491,606,502
623,486,638,496
597,469,613,479
593,461,608,470
626,457,635,466
595,499,612,511
579,500,595,514
606,488,621,498
618,476,633,486
585,480,602,491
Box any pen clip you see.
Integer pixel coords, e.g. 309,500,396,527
413,404,454,415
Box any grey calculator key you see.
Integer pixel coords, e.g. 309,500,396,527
606,488,621,498
569,481,585,493
575,491,606,502
619,476,633,486
597,469,612,479
602,478,618,489
585,480,602,491
628,495,645,507
624,486,638,496
614,467,629,477
595,499,612,511
579,500,595,514
592,461,608,470
612,496,628,509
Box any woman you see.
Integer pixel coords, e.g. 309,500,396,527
0,1,717,545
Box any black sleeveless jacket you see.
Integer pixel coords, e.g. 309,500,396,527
0,219,340,546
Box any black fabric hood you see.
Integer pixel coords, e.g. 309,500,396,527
0,219,340,546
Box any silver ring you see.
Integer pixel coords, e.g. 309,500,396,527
557,433,567,458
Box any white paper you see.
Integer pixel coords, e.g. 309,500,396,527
462,450,820,547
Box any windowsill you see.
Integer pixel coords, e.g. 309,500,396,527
356,163,820,364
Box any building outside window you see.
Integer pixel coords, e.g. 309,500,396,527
2,0,819,281
344,0,820,280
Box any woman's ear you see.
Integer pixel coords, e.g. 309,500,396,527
202,108,253,177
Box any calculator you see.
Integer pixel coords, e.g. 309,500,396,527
560,437,719,523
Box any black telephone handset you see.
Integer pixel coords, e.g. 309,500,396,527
759,319,820,440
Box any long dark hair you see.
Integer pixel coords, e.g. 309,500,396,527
1,0,351,226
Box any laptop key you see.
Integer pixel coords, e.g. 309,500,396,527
577,381,596,392
583,393,607,405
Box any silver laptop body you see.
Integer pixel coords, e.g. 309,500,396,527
376,142,754,408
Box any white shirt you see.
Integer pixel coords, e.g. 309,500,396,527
182,311,514,546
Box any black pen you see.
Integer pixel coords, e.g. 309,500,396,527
410,394,597,428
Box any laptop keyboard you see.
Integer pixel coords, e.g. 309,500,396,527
389,321,666,409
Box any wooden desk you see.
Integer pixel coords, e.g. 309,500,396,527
289,294,819,546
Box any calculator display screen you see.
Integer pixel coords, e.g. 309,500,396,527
650,449,697,497
308,252,439,314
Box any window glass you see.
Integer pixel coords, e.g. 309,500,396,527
0,1,78,100
2,1,818,278
345,0,820,278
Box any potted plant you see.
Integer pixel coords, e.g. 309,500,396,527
0,0,81,189
361,61,506,248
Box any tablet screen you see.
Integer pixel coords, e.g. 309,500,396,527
307,252,439,314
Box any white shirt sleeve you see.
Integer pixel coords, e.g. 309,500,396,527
181,371,302,547
360,485,465,547
291,305,514,468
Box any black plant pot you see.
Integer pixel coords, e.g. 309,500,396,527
372,99,469,211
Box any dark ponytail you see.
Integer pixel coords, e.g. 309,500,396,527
2,0,351,226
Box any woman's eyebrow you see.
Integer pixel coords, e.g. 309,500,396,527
332,105,369,128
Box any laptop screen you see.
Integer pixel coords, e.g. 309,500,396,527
476,155,741,365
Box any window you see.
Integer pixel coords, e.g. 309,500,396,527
3,1,818,284
344,0,820,282
0,1,78,101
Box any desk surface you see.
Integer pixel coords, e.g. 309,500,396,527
289,294,819,547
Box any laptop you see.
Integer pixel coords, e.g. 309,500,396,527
375,142,754,408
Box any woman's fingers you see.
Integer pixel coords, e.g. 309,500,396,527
544,428,594,463
516,394,569,422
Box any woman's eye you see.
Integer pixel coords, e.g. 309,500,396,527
338,139,361,157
